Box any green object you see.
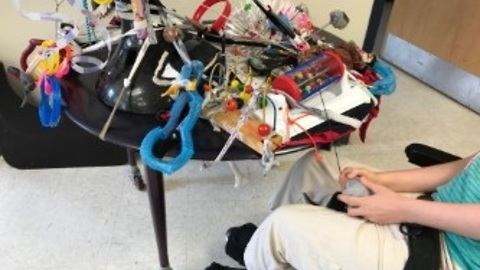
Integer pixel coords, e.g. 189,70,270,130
257,94,267,108
244,3,253,11
238,82,245,91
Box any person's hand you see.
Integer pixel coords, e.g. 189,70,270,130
337,178,410,225
339,167,380,188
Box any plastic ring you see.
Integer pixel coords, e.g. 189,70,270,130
192,0,232,33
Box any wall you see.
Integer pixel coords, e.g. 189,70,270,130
160,0,374,46
1,0,374,69
0,1,83,98
0,1,78,69
289,0,374,46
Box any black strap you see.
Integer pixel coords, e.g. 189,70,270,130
403,226,441,270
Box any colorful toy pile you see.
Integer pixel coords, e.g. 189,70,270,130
9,0,396,175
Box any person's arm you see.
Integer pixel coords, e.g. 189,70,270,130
404,199,480,239
340,154,475,193
338,178,480,239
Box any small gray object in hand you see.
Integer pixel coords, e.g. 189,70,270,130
343,178,370,197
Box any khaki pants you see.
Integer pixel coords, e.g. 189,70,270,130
244,204,409,270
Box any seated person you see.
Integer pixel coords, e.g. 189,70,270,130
206,149,480,270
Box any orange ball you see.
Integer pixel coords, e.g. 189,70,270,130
225,98,238,111
258,123,271,137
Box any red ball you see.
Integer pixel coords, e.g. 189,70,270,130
258,123,271,137
225,98,238,111
244,84,253,94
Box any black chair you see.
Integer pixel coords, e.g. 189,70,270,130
405,143,461,167
402,143,462,270
0,62,128,169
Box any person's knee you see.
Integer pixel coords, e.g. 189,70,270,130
244,205,302,268
252,205,304,238
269,204,306,223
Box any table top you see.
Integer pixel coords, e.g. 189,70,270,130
62,69,373,162
61,30,374,161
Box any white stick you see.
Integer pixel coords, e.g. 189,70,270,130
99,38,151,140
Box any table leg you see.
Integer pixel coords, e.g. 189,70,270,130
145,166,172,270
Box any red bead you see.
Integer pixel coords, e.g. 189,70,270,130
244,84,253,94
225,98,238,111
258,123,271,137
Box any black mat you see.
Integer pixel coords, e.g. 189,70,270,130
0,62,127,169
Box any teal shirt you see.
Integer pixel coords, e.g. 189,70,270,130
432,154,480,270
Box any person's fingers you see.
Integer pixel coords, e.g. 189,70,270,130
342,166,358,173
339,167,352,177
340,167,361,181
339,167,356,186
346,169,359,179
337,194,362,206
346,206,363,217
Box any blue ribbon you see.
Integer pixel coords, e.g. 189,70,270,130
39,76,62,128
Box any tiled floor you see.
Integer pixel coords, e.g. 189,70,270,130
1,65,480,270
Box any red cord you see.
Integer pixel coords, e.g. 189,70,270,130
282,106,323,162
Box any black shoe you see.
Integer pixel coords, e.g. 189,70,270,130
225,223,258,266
205,262,246,270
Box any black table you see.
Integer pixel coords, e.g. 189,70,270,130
0,63,128,169
61,56,374,270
